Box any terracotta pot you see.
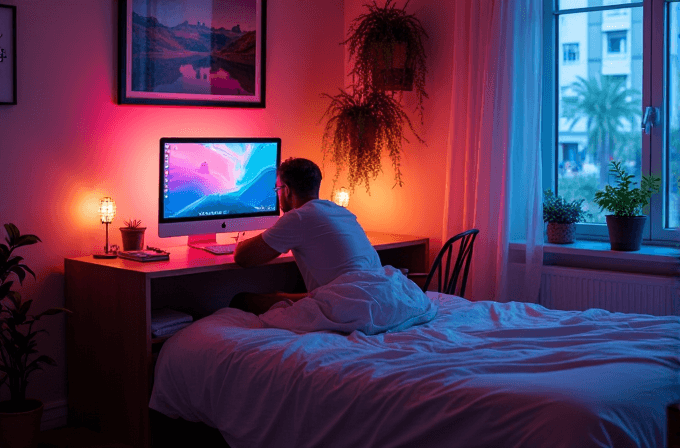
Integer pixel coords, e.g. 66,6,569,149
546,222,576,244
0,399,43,448
605,215,646,251
120,227,146,251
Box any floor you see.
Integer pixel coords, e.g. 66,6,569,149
37,427,132,448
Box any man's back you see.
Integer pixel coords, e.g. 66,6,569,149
261,199,381,291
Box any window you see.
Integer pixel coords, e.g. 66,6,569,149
606,30,628,54
563,43,580,62
544,0,678,243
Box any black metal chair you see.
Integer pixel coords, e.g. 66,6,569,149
410,229,479,298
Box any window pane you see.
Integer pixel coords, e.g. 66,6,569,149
558,0,634,11
668,3,680,228
557,7,642,223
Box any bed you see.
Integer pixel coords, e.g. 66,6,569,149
150,280,680,448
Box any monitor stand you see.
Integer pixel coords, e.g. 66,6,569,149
187,234,217,250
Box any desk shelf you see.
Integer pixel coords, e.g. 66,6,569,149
64,232,428,448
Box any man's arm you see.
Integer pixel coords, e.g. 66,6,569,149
233,233,282,268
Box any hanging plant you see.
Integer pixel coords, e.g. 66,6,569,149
344,0,428,119
320,87,423,194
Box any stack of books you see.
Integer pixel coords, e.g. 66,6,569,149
118,249,170,262
151,308,193,338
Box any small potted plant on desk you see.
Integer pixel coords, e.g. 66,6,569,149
120,218,146,251
593,160,660,251
0,223,71,448
543,189,589,244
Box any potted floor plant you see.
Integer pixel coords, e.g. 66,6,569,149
0,223,71,448
320,87,423,193
543,189,589,244
344,0,427,115
593,161,660,251
120,218,146,251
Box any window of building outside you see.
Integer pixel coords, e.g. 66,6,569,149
545,0,679,243
606,30,628,53
563,42,580,62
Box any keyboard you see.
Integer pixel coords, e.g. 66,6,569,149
202,244,236,255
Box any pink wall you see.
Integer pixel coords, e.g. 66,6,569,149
0,0,454,412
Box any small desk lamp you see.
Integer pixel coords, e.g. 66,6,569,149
333,187,350,208
93,197,117,259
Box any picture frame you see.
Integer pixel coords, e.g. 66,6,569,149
0,4,17,105
118,0,266,107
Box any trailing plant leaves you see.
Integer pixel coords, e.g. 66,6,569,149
344,0,428,121
320,88,422,193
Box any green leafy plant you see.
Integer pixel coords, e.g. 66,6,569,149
0,223,71,411
543,189,589,224
344,0,428,120
123,218,143,229
321,87,423,193
593,161,661,217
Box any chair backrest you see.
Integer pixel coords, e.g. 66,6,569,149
422,229,479,298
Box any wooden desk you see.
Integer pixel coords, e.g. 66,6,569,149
64,232,428,448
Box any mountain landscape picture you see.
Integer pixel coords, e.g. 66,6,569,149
128,0,259,98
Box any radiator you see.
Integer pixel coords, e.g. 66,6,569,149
539,266,680,316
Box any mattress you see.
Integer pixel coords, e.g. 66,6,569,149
150,292,680,448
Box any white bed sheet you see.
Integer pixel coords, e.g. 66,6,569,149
150,293,680,448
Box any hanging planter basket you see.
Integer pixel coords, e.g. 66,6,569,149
373,41,414,91
344,0,427,110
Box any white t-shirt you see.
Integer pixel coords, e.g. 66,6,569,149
261,199,382,292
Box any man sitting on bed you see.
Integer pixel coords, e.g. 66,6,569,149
231,157,383,315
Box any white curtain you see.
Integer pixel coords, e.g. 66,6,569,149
442,0,544,303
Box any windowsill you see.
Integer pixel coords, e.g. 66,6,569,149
509,240,679,277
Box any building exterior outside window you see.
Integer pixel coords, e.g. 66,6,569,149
548,0,679,240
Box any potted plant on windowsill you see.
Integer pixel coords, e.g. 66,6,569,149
0,223,71,448
543,189,589,244
593,161,661,251
120,218,146,251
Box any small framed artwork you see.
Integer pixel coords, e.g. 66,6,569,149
0,4,17,105
118,0,266,107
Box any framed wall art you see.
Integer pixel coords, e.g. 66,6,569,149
0,4,16,105
118,0,266,107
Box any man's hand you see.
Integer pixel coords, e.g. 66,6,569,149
233,233,281,268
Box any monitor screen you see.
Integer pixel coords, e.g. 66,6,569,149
159,137,281,238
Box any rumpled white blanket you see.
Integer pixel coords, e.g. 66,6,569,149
258,265,437,335
150,293,680,448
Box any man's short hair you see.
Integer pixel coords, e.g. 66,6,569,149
277,158,322,198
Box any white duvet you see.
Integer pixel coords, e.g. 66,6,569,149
150,293,680,448
259,266,437,335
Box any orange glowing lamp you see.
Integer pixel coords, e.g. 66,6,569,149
333,187,350,208
94,197,117,259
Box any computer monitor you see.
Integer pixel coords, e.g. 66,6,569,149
159,137,281,244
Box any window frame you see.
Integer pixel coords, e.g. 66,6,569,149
542,0,677,245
